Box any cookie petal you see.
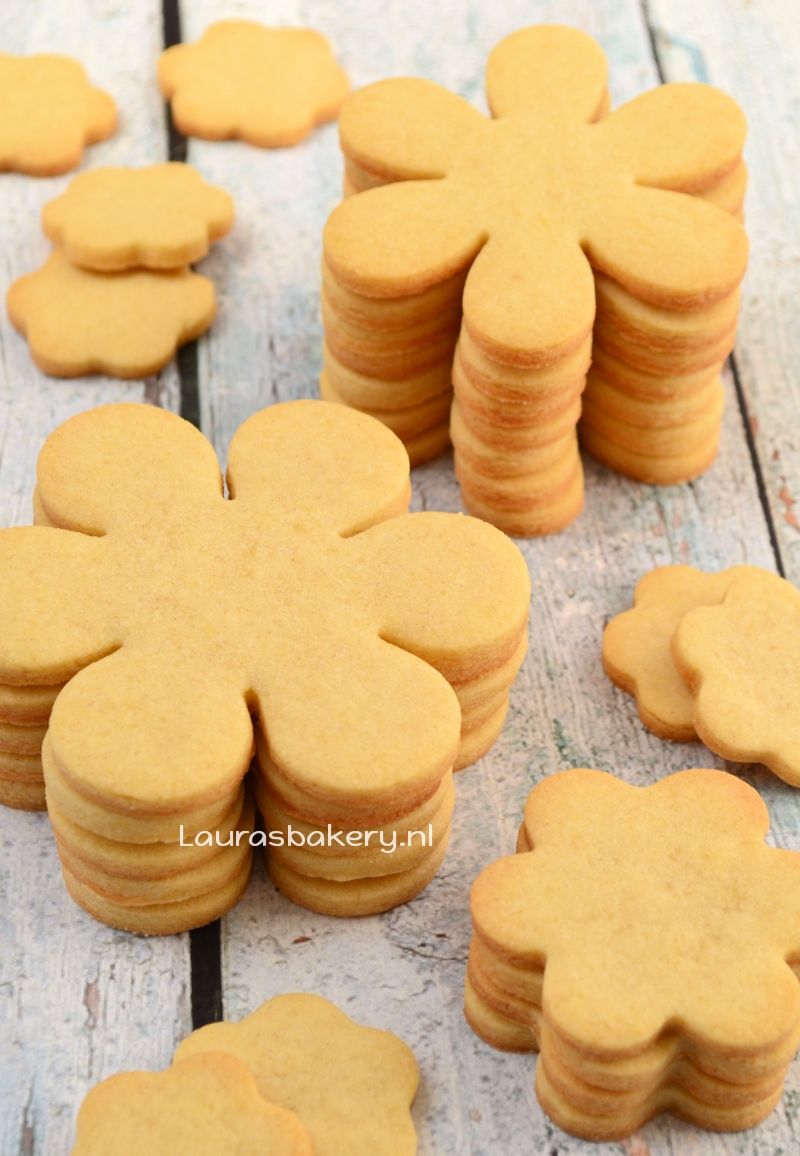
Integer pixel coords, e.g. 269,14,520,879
463,232,595,364
595,83,746,193
0,526,120,684
47,647,253,813
339,77,486,180
584,186,748,307
256,631,461,809
324,177,485,296
351,511,530,680
226,399,410,536
486,26,608,122
36,403,222,535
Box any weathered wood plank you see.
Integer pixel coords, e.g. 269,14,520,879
646,0,800,588
0,5,190,1154
183,0,797,1153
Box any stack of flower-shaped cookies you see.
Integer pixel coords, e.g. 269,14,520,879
0,400,529,932
323,26,748,534
603,563,800,784
466,769,800,1140
6,162,232,378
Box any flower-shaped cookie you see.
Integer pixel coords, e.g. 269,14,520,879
42,163,234,270
471,769,800,1059
674,569,800,785
6,252,215,377
158,21,349,148
0,401,529,822
0,53,116,175
72,1052,313,1154
602,564,759,741
175,993,419,1156
326,25,747,364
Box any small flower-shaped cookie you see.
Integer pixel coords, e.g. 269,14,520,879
470,769,800,1132
6,251,215,377
175,993,419,1156
0,53,116,175
673,568,800,785
158,20,349,148
0,401,528,823
602,564,759,741
42,163,234,270
472,769,800,1054
72,1052,313,1154
327,25,747,364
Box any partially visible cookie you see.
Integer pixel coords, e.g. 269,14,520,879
158,20,349,148
71,1052,313,1154
42,163,234,271
0,52,116,175
6,251,215,378
603,564,758,740
175,992,419,1155
673,568,800,785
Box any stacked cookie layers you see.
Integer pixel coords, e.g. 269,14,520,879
324,27,749,535
320,253,464,467
466,769,800,1140
580,161,747,485
7,162,230,379
466,933,797,1139
0,678,60,810
256,620,528,917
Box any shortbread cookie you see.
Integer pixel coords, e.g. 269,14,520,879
1,402,528,922
71,1052,313,1154
324,25,747,533
158,21,349,148
6,251,215,378
603,564,759,740
468,768,800,1139
674,568,800,785
0,52,116,175
42,163,234,271
175,994,419,1156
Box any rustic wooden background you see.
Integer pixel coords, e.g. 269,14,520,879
1,1,798,1152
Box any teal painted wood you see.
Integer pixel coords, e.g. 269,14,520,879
183,1,798,1153
0,5,189,1155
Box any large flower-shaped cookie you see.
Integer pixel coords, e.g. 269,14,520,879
326,25,747,365
0,52,116,175
158,21,349,148
0,401,529,820
6,252,215,377
72,1053,313,1154
175,993,419,1156
42,163,234,270
471,769,800,1058
673,569,800,785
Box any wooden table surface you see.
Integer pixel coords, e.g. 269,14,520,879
1,1,798,1153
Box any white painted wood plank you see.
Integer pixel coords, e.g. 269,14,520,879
184,0,797,1153
0,5,190,1155
647,0,800,589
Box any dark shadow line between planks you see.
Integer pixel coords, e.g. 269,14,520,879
161,0,223,1028
162,0,201,432
639,0,786,577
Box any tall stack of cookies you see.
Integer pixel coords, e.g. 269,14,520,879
322,26,748,534
7,162,232,378
0,680,59,810
320,258,464,466
581,152,747,484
